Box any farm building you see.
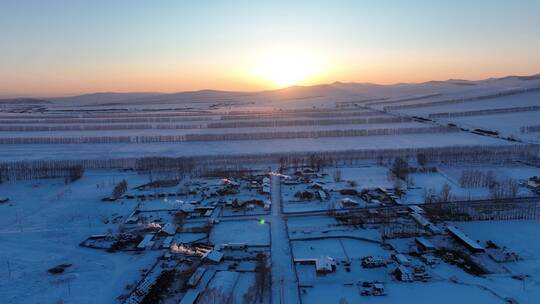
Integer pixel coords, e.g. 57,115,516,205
295,256,337,274
415,237,436,251
315,256,337,274
394,265,414,282
447,226,485,253
392,254,410,266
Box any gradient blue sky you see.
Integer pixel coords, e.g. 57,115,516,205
1,0,539,97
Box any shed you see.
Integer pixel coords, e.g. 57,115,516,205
415,237,436,251
187,267,207,288
161,236,174,249
408,205,425,214
202,250,224,263
315,256,336,274
394,265,413,282
341,198,359,207
447,226,485,253
137,234,155,250
160,223,177,236
392,254,410,265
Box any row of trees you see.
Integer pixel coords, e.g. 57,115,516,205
111,180,128,199
1,144,537,181
0,116,209,125
0,126,457,144
385,86,540,111
219,110,381,120
429,105,540,119
207,116,410,128
521,125,540,133
459,169,497,188
0,123,202,132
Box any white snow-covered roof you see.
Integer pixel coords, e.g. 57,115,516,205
415,237,436,250
202,250,224,263
341,197,359,205
447,226,485,252
315,256,336,272
408,205,425,214
137,234,155,249
160,223,177,235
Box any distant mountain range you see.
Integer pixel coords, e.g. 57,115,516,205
2,74,539,107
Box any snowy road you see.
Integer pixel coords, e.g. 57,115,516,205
270,174,300,304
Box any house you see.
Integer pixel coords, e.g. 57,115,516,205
223,243,247,250
447,226,485,253
310,182,324,190
392,254,410,265
262,184,270,194
202,250,224,263
408,205,425,214
295,256,337,274
137,234,155,250
527,176,540,189
317,190,329,201
361,256,386,268
372,283,385,295
409,212,442,234
187,267,207,288
360,281,386,296
341,197,359,207
415,237,436,251
394,265,414,282
160,223,177,236
315,256,336,274
161,236,174,249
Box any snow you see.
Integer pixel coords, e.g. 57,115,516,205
0,132,514,161
210,220,269,246
0,172,160,304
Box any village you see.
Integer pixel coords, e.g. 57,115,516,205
2,155,538,304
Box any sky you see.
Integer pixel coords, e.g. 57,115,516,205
1,0,540,97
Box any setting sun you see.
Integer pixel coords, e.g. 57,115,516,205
251,54,321,88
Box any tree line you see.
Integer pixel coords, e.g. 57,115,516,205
0,126,457,144
428,105,540,119
385,87,540,111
